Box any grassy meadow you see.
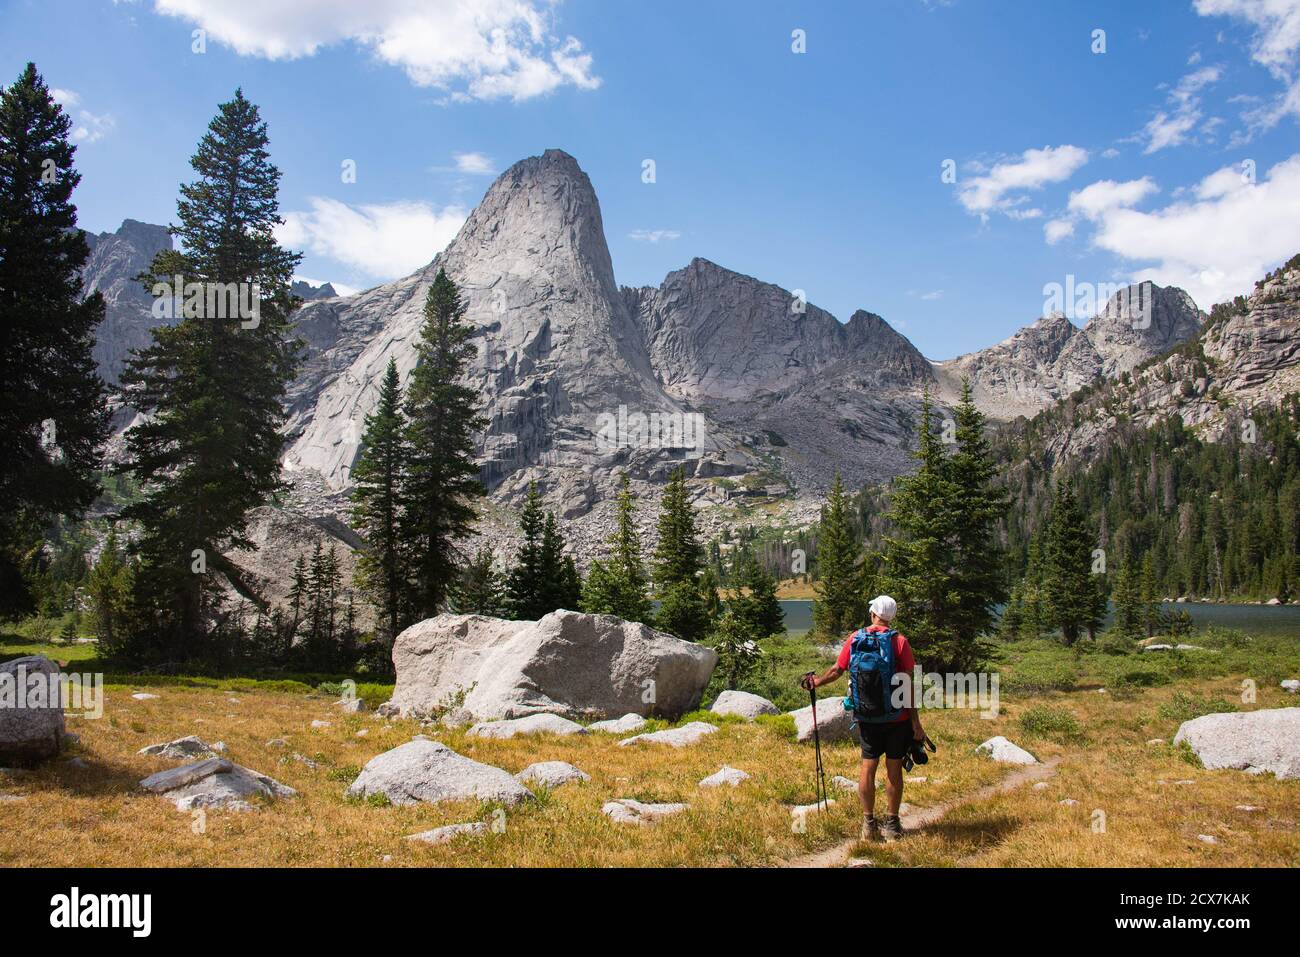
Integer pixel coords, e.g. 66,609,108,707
1,627,1297,868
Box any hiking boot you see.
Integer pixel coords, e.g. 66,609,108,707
861,815,881,842
880,815,904,842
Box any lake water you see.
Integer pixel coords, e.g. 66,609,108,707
778,600,1300,639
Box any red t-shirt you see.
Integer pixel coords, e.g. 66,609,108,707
837,625,915,723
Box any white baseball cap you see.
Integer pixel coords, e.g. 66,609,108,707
869,595,897,622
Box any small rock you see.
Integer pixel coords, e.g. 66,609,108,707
846,857,875,868
586,713,647,735
1173,779,1195,785
141,758,295,811
64,757,89,769
515,761,590,789
619,721,717,748
1147,738,1165,746
1282,679,1299,694
211,742,226,753
790,798,836,817
310,720,331,729
335,697,367,714
289,753,318,769
131,692,160,701
830,775,858,793
975,736,1038,765
0,793,25,803
345,740,533,807
602,799,688,825
1235,804,1263,812
139,735,217,761
1059,799,1079,806
266,738,289,748
227,698,241,704
906,776,928,784
1197,834,1218,845
439,707,474,729
709,690,779,720
698,766,750,788
355,729,369,738
1032,781,1050,791
407,822,489,844
468,713,588,739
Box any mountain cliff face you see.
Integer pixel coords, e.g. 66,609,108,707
85,151,1221,559
1014,257,1300,467
81,219,172,386
934,284,1204,420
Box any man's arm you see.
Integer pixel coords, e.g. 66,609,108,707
801,664,843,690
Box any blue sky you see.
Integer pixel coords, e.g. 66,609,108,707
4,0,1298,359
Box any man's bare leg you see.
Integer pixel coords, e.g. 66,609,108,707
859,757,878,817
885,757,904,816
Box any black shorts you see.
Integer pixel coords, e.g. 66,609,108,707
857,720,912,760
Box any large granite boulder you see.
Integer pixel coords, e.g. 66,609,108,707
138,736,218,761
345,740,534,806
516,761,590,788
382,610,717,721
140,758,296,811
0,656,65,764
788,696,855,744
1173,707,1300,779
618,722,718,748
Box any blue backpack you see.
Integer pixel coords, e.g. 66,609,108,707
845,628,902,725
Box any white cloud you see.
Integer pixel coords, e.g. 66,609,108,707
276,197,467,281
956,145,1089,220
1141,65,1223,153
49,87,114,143
152,0,601,102
919,289,944,300
453,151,496,174
1067,177,1160,218
1083,154,1300,308
1195,0,1300,129
1044,218,1075,244
628,229,681,243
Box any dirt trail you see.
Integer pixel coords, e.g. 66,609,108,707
782,757,1062,868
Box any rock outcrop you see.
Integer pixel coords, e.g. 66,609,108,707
788,696,854,744
0,656,65,764
975,736,1038,765
81,219,173,387
382,610,717,721
140,758,296,811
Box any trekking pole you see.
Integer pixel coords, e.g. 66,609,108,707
804,673,828,811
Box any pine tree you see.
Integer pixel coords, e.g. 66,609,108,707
580,474,652,622
879,391,969,670
351,357,409,640
118,89,300,660
401,270,485,619
1043,482,1098,644
730,554,785,638
1111,553,1143,641
0,63,110,615
455,547,506,616
652,468,712,641
506,484,548,619
1139,551,1161,638
812,473,864,639
87,526,132,650
287,553,308,640
945,379,1009,643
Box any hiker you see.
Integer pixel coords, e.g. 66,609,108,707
801,595,924,842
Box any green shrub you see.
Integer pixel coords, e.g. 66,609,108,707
1157,691,1238,723
754,713,797,739
1017,705,1083,741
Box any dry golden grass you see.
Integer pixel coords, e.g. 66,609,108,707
0,672,1296,867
